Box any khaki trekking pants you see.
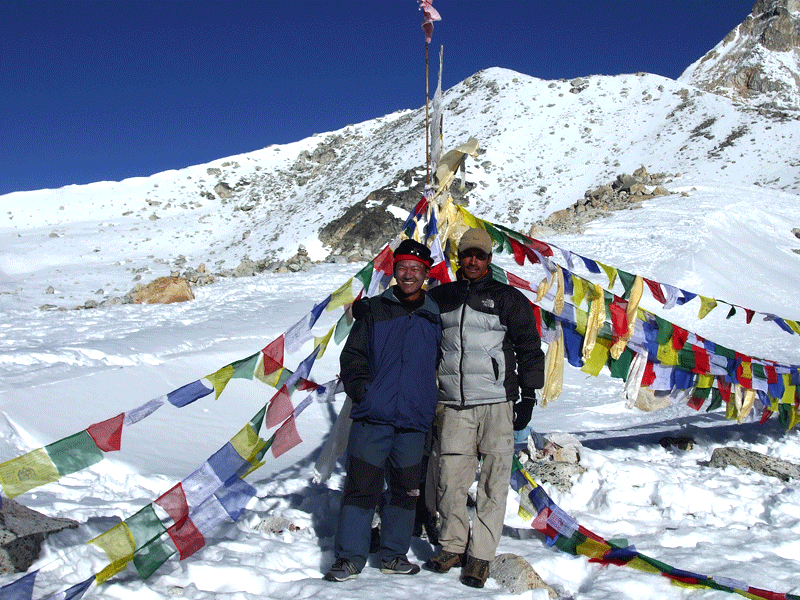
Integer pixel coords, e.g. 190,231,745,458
437,401,514,562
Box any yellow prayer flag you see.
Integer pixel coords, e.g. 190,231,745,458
572,276,586,309
90,522,136,583
656,343,679,367
457,205,480,229
581,337,613,377
626,556,663,574
541,324,564,407
698,295,718,319
739,388,756,424
205,365,235,400
599,262,618,289
696,374,714,388
327,279,355,312
782,375,796,404
787,320,800,335
575,537,611,559
254,356,285,388
231,423,267,464
553,268,565,316
0,447,61,498
581,284,605,362
314,326,335,359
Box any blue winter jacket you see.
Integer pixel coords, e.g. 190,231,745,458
340,286,441,432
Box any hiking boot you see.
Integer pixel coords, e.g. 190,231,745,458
324,558,361,582
422,549,463,573
460,556,490,588
380,555,421,575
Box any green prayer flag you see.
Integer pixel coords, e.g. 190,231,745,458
45,430,104,477
133,535,176,579
231,352,260,380
654,315,673,347
126,504,167,551
617,270,636,300
609,348,633,381
334,310,354,345
354,261,374,291
490,263,508,284
482,222,506,253
677,348,695,371
249,405,266,434
706,388,723,412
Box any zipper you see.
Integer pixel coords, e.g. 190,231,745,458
458,282,470,406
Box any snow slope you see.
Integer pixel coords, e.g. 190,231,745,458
2,66,800,600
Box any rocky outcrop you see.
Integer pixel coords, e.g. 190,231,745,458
709,446,800,481
132,277,195,304
539,167,674,233
1,498,78,573
679,0,800,110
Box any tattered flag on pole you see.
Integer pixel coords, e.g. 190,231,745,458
418,0,441,43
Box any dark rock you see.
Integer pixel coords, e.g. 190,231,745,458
1,498,78,574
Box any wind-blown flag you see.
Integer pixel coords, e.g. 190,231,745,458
418,0,441,43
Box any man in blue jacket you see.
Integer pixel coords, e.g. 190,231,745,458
324,239,442,582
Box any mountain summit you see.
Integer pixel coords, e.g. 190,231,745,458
679,0,800,109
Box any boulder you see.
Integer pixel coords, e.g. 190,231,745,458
490,553,557,597
1,497,78,573
709,447,800,481
132,277,194,304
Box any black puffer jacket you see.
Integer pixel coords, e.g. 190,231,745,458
428,270,544,407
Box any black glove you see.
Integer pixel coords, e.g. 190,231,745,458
513,390,537,431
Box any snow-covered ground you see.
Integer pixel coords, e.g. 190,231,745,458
2,169,800,600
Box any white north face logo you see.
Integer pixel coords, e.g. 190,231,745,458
482,299,495,309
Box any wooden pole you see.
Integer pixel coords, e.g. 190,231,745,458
425,41,430,185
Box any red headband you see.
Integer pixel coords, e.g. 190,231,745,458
394,254,431,267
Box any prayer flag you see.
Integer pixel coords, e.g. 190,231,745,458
327,278,355,311
45,430,104,477
166,379,213,408
155,483,190,526
133,535,175,580
181,462,223,509
205,365,235,400
0,447,61,498
89,522,136,583
231,352,260,379
166,516,205,560
0,570,37,600
124,397,164,426
87,413,124,452
262,336,285,376
266,386,295,429
216,476,256,521
125,504,167,551
272,415,302,458
418,0,441,43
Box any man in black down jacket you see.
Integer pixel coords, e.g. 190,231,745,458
424,227,544,588
324,239,442,582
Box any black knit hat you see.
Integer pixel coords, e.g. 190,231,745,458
393,239,433,267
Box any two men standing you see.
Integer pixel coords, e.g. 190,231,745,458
327,228,544,588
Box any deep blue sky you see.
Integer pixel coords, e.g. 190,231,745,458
1,0,756,195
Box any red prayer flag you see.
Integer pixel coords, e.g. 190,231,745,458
166,516,205,560
155,483,189,527
87,413,124,452
506,270,532,291
643,278,667,304
522,235,554,257
373,245,394,276
271,415,303,458
745,308,755,324
266,386,294,429
642,361,656,387
262,336,285,376
509,238,526,266
608,297,628,338
692,346,710,374
428,260,451,284
671,326,689,351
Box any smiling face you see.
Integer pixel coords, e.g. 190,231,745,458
458,248,492,282
393,259,429,300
